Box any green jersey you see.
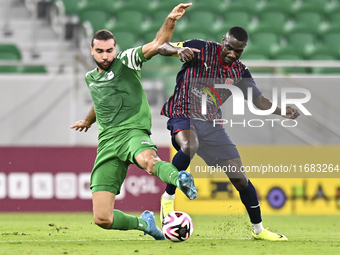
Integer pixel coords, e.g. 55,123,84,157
85,46,151,141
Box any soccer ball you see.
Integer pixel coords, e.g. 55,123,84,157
162,211,194,242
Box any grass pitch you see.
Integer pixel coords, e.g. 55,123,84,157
0,213,339,255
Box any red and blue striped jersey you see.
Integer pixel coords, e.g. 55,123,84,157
160,39,262,121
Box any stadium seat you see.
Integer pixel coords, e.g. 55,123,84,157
112,31,139,51
271,45,306,60
188,0,227,15
292,11,324,35
223,1,257,16
256,0,294,16
184,11,219,35
77,0,117,14
113,0,153,14
78,9,110,33
249,32,281,54
241,45,271,60
0,44,22,60
256,11,289,33
286,31,317,58
221,11,253,31
0,65,47,73
58,0,82,15
291,0,327,15
106,11,148,35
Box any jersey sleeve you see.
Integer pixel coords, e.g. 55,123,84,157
237,65,262,100
116,46,147,70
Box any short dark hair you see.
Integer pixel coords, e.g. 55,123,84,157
228,26,248,42
91,29,116,47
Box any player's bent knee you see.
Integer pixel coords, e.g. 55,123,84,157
181,142,199,155
93,214,113,229
232,178,249,191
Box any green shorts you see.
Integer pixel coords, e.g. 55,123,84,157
90,129,157,195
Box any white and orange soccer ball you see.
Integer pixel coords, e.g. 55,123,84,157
162,211,194,242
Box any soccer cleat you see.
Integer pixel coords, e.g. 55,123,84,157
140,210,165,240
177,171,198,200
160,195,175,224
252,229,288,241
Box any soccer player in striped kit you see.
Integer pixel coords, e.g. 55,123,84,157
157,26,300,241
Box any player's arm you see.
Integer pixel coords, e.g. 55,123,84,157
157,42,201,62
70,104,96,132
253,95,300,119
142,3,192,59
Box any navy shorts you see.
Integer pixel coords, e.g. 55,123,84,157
166,117,240,166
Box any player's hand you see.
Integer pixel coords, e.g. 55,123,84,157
70,120,92,132
178,47,201,62
168,3,192,21
283,106,300,119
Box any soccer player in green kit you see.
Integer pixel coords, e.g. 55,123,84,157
70,3,197,240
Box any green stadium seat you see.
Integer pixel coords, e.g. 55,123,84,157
257,11,289,33
152,1,184,12
113,0,153,14
249,32,281,54
78,9,110,33
184,11,219,34
322,38,340,58
271,45,306,60
241,45,271,60
0,65,47,74
292,11,324,35
0,44,22,60
113,31,139,50
221,11,253,31
291,0,326,15
188,0,227,15
256,0,294,16
106,11,147,35
286,31,317,58
223,1,257,16
58,0,82,15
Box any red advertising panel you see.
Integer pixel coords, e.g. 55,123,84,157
0,147,168,212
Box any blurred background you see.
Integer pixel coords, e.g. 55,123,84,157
1,0,340,215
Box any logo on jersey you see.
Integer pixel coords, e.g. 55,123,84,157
141,141,150,145
225,78,234,85
107,71,115,80
198,82,222,107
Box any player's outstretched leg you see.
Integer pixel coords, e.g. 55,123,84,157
177,171,197,200
252,229,288,241
140,210,165,240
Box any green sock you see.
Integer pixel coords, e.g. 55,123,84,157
110,209,147,231
154,161,179,186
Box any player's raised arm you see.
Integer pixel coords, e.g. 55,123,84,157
70,104,96,132
142,3,192,59
157,42,200,62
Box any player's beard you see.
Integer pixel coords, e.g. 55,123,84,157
94,58,112,71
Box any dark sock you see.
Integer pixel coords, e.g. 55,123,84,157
165,150,191,195
238,180,262,224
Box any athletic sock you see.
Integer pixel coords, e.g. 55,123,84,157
162,192,175,201
165,150,191,195
110,209,147,231
238,180,262,224
252,222,264,235
154,161,179,186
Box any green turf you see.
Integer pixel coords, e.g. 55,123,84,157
0,213,339,255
